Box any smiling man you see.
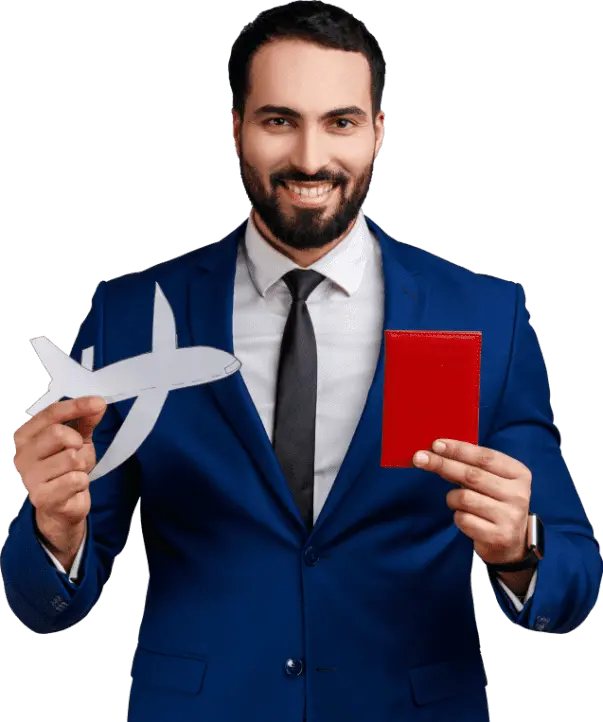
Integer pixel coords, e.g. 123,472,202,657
3,2,602,722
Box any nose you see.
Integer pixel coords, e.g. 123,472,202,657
288,125,331,178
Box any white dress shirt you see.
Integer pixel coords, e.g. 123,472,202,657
38,208,537,611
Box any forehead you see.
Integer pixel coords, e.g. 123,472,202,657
247,39,372,111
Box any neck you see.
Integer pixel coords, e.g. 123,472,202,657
251,208,357,268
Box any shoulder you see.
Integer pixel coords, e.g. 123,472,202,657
383,231,519,309
100,227,239,307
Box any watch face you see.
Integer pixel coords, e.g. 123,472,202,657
528,514,545,559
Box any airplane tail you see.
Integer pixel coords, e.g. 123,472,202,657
26,337,91,416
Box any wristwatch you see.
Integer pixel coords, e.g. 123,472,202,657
486,513,545,572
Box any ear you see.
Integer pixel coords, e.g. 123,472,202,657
232,108,241,158
373,111,385,159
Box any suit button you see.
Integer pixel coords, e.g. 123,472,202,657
284,658,304,676
304,546,319,566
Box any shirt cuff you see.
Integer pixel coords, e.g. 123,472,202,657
37,517,87,583
496,567,538,612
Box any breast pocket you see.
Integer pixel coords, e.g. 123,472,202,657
408,652,488,706
130,646,208,695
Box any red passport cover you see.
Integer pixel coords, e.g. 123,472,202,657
381,331,482,467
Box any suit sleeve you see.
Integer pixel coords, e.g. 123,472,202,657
484,282,603,632
0,280,142,633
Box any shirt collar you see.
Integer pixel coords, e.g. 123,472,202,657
243,208,372,298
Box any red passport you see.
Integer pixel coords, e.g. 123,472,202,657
380,331,482,467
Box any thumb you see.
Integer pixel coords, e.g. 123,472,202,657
75,401,108,443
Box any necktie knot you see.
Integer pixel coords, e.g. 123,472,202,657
282,269,325,303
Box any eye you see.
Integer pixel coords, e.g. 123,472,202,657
334,118,355,129
263,117,356,129
264,118,292,127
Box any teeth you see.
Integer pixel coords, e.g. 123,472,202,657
285,182,334,198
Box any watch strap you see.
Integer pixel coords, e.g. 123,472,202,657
487,547,540,572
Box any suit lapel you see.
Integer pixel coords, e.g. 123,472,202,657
186,215,430,535
187,221,306,529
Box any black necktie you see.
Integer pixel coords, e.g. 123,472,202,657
272,269,326,530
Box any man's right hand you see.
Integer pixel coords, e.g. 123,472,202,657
12,395,107,568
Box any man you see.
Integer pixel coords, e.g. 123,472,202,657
2,2,602,721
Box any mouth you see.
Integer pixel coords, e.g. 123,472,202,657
278,180,340,206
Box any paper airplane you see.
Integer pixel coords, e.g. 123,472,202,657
25,281,242,481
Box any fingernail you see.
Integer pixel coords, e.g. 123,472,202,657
433,440,446,452
414,451,429,464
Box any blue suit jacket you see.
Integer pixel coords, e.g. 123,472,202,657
2,215,602,722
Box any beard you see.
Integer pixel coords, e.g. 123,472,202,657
237,134,375,251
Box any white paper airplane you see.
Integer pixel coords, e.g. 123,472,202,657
25,281,242,481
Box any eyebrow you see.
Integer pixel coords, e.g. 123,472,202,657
253,104,368,121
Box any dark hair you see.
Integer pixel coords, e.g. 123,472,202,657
228,1,386,124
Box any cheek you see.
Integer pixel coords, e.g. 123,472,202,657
337,144,373,183
245,127,291,161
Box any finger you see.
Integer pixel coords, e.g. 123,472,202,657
30,470,90,514
14,423,83,480
33,423,85,462
452,509,499,543
14,396,106,450
24,446,89,492
414,449,507,501
430,439,524,480
446,487,506,524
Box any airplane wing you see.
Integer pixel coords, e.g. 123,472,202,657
152,282,178,352
88,386,168,481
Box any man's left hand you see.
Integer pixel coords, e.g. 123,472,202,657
413,439,532,565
